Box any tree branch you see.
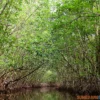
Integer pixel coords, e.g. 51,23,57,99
4,62,45,89
0,0,9,15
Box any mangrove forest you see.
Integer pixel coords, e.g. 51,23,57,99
0,0,100,99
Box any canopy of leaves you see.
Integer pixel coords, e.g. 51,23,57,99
0,0,100,85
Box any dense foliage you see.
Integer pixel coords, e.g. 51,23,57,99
0,0,100,91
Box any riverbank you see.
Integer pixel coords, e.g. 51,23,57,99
0,81,100,95
0,87,76,100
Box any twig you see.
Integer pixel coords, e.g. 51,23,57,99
0,0,9,15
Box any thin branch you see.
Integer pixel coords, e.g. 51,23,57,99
60,52,79,74
10,3,43,35
0,0,9,15
68,14,100,25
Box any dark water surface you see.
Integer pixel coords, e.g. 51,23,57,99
0,88,76,100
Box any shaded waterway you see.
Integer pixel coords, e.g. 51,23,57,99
0,87,76,100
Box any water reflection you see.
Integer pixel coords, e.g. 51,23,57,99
0,88,76,100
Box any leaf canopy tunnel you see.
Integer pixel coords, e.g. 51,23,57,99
0,0,100,93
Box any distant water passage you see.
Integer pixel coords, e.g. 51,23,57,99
0,88,76,100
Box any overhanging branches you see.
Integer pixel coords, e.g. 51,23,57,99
4,61,45,89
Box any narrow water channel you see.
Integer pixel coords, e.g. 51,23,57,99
0,88,76,100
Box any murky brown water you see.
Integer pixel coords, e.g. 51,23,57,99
0,88,76,100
